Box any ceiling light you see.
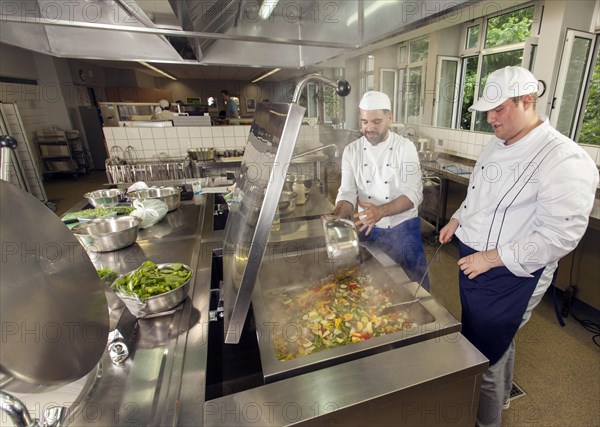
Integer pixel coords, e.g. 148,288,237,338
138,61,177,80
259,0,279,20
252,68,281,83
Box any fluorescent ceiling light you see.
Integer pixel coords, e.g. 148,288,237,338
138,61,177,80
252,68,281,83
259,0,279,20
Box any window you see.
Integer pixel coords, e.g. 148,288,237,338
551,30,598,144
380,68,398,121
434,57,461,128
458,4,539,131
398,37,428,124
359,54,375,96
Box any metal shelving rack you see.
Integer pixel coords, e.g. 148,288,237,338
35,130,87,180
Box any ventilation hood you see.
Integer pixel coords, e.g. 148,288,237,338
0,0,471,71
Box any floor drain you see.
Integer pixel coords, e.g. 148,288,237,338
508,382,527,402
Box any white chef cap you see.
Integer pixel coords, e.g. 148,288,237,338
159,99,170,109
469,66,539,112
359,91,391,111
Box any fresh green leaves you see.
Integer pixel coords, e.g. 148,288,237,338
112,261,192,301
97,267,119,284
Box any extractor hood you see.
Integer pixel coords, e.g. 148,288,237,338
0,0,471,70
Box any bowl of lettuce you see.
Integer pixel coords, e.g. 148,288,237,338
111,261,192,316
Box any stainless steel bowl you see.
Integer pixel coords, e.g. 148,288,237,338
84,189,124,207
278,191,298,216
127,187,182,211
321,215,361,271
72,216,141,252
144,264,192,314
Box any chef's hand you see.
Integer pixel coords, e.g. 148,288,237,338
354,201,383,236
458,249,504,279
439,218,459,244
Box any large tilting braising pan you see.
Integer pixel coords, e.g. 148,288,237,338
0,181,109,393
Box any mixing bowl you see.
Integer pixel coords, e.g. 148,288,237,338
84,189,124,207
127,187,182,211
72,216,141,252
278,191,298,216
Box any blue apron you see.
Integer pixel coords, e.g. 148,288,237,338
458,240,544,365
361,217,430,290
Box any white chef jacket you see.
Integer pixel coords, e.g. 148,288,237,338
336,132,422,229
454,117,598,278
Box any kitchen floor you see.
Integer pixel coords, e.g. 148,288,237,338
44,173,600,427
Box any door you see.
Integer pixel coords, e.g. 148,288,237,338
79,106,108,170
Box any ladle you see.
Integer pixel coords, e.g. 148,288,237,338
379,242,445,314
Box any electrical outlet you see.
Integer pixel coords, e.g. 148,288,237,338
438,138,443,146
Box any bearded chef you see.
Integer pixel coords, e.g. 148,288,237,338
333,91,429,289
439,66,598,427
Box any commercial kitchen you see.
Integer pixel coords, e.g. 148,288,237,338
1,1,599,426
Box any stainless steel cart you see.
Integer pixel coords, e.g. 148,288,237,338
420,171,444,245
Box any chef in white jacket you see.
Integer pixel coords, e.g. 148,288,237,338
439,66,598,427
334,91,429,289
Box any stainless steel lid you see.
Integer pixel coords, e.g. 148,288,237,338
0,181,109,392
221,101,305,343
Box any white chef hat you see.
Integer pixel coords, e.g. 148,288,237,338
469,66,539,112
159,99,170,109
359,91,391,111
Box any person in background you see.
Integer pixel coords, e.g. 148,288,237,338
152,99,174,121
333,91,429,289
221,90,239,122
438,66,598,427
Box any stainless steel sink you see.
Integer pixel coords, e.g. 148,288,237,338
252,245,460,383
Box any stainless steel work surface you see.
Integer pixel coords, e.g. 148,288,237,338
137,201,202,241
203,335,488,426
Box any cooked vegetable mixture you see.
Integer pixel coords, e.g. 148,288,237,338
112,261,192,301
76,206,134,220
269,268,416,361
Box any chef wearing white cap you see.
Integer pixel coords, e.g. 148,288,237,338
152,99,175,121
439,66,598,427
333,90,429,289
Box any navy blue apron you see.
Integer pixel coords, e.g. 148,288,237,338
361,217,430,290
458,240,544,365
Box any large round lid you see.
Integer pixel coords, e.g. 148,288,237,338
0,182,109,392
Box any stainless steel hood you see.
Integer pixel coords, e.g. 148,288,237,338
0,0,471,73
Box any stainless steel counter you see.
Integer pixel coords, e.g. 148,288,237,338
56,194,487,426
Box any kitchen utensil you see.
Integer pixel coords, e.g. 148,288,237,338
380,242,445,314
71,216,141,252
422,149,439,162
278,191,298,215
321,215,361,272
127,186,182,211
84,188,124,207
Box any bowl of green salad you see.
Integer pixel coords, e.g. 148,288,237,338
111,261,193,315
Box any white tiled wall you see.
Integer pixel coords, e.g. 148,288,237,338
103,124,321,160
413,125,600,166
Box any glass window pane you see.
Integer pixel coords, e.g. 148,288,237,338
556,37,593,137
366,74,374,91
381,70,397,112
366,54,375,72
579,44,600,146
474,49,524,132
466,25,479,50
436,60,459,128
397,69,406,122
398,45,407,65
485,6,535,49
406,66,422,124
409,38,429,63
460,56,479,130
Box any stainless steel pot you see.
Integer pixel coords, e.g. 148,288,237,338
187,148,215,161
422,149,439,162
278,191,298,216
127,187,182,211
